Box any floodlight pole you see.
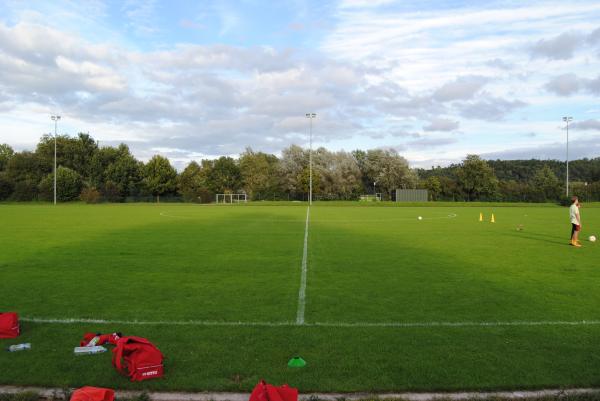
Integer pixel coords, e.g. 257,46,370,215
306,113,316,205
563,116,573,197
51,115,61,205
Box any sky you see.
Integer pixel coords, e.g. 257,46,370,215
1,0,599,169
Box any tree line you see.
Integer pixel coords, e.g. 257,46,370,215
0,133,598,203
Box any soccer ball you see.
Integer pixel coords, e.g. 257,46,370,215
590,235,597,242
418,216,423,220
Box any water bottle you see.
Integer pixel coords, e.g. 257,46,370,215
74,346,107,355
7,343,31,352
87,336,100,346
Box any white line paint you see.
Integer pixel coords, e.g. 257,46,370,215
296,206,310,325
1,386,598,401
159,211,457,223
21,317,600,328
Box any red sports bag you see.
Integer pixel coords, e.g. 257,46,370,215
249,381,298,401
112,336,164,381
70,387,114,401
0,312,20,339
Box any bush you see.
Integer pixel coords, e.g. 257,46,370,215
558,196,572,206
80,187,101,203
11,179,38,201
38,167,83,202
0,172,14,200
101,180,123,202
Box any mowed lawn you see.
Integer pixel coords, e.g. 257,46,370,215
0,203,600,392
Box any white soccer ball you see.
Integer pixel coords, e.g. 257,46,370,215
418,216,423,220
590,235,597,242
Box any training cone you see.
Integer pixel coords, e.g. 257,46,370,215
288,356,306,368
491,213,495,223
479,212,483,222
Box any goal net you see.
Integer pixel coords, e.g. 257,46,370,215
216,193,248,204
359,193,382,202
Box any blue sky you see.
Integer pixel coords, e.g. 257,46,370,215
1,0,600,169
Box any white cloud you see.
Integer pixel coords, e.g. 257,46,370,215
572,119,600,131
530,31,585,60
423,118,459,132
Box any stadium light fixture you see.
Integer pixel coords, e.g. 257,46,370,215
51,115,61,205
305,113,316,205
563,116,573,197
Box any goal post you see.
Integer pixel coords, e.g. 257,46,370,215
216,193,247,204
359,194,382,202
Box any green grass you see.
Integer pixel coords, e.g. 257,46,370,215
0,203,599,392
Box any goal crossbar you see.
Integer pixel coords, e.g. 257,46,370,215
216,193,247,204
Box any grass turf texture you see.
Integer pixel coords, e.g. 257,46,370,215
0,203,599,392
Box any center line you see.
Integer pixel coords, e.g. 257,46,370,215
296,206,310,325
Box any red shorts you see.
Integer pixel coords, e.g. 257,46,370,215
572,224,581,235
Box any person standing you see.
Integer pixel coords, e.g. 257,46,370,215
570,196,582,247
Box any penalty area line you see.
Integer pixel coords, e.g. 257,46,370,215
20,317,600,328
296,206,310,325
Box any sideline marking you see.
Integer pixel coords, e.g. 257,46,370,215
296,206,310,325
21,317,600,328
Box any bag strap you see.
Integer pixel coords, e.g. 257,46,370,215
111,340,126,374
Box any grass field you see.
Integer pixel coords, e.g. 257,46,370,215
1,202,600,392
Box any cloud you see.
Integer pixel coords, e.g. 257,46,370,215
338,0,396,9
482,136,600,160
432,76,488,102
571,119,600,130
122,0,160,36
485,58,513,70
406,137,458,149
530,31,585,60
423,118,459,132
544,73,582,96
589,27,600,44
457,96,526,121
544,73,600,96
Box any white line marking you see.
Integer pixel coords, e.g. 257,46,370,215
296,206,310,325
159,211,458,223
21,317,600,328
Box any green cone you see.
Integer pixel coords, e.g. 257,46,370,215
287,356,306,368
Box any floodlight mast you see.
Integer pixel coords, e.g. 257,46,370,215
305,113,316,205
563,116,573,197
51,115,61,205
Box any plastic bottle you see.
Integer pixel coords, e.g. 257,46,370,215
74,346,107,355
7,343,31,352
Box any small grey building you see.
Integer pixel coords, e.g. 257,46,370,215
393,189,428,202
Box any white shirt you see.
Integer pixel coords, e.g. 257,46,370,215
570,204,580,225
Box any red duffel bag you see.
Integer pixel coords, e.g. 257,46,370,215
112,336,164,381
249,380,298,401
70,387,114,401
0,312,19,339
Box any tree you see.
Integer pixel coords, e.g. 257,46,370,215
207,156,242,194
178,161,213,203
143,155,177,202
0,144,14,171
239,148,281,200
105,146,144,200
5,151,45,200
35,133,98,180
531,165,561,202
423,176,442,201
38,166,83,202
0,172,13,200
362,149,417,199
456,155,498,201
313,148,362,200
279,145,308,199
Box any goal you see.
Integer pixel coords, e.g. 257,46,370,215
216,193,247,204
359,193,382,202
